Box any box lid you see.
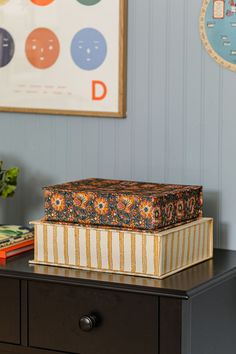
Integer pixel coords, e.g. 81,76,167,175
43,178,202,197
30,217,212,238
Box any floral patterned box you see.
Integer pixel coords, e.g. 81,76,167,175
43,179,203,231
30,218,213,279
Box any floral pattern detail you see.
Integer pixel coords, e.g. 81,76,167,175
73,192,91,209
51,193,65,212
154,206,162,220
94,197,109,215
165,203,174,222
140,201,153,219
117,196,134,213
176,200,184,218
43,179,203,231
187,197,196,214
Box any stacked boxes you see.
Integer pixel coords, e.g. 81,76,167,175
31,179,213,279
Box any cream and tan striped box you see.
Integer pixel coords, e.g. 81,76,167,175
30,218,213,279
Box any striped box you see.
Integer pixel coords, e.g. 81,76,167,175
30,218,213,279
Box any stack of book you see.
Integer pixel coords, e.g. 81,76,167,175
0,225,34,259
30,178,213,279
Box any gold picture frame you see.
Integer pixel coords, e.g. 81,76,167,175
0,0,127,118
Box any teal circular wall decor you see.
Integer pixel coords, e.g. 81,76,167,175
200,0,236,71
77,0,101,6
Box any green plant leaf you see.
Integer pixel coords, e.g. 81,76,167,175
5,167,19,185
0,163,19,198
1,184,17,198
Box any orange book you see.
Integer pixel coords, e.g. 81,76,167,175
0,239,34,259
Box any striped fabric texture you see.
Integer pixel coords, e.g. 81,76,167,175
31,218,213,279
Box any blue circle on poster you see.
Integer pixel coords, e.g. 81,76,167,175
71,28,107,71
0,28,15,67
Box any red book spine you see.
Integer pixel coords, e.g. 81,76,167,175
0,239,34,259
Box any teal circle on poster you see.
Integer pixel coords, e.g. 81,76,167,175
200,0,236,71
76,0,101,6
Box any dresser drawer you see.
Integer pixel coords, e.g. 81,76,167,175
28,281,158,354
0,277,20,344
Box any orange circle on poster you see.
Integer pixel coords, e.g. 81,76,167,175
31,0,54,6
25,28,60,69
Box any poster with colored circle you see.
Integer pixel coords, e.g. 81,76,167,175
31,0,54,6
71,28,107,70
77,0,101,5
0,0,127,117
0,28,15,67
25,28,60,69
200,0,236,71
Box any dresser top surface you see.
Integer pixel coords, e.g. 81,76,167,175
0,249,235,299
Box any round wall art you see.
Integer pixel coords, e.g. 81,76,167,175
0,28,15,67
71,28,107,71
31,0,54,6
200,0,236,71
25,28,60,69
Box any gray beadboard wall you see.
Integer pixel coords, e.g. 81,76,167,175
0,0,235,249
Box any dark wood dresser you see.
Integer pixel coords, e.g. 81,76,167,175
0,249,236,354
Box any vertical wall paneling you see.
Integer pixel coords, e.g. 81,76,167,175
202,58,222,247
166,0,185,184
81,119,100,178
131,0,150,181
221,70,236,250
0,0,234,249
164,0,171,183
66,118,85,180
182,0,188,184
99,118,116,179
185,0,202,185
146,0,154,182
129,0,137,180
217,70,223,249
149,0,166,183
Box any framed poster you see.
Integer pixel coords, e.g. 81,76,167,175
0,0,127,118
200,0,236,72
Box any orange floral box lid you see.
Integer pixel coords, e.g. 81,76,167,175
43,178,203,231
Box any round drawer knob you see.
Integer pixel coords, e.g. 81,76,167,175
79,314,98,332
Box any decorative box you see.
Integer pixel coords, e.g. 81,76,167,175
43,178,203,231
30,218,213,279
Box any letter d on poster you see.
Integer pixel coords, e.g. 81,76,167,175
92,80,107,100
